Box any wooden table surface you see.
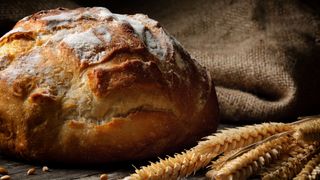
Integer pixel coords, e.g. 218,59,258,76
0,154,210,179
0,124,235,180
0,151,209,180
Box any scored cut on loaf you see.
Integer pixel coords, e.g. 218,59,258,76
0,7,219,163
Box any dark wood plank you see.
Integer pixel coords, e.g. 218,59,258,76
0,124,238,179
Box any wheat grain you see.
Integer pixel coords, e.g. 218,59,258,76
0,175,10,180
42,166,49,172
27,168,36,175
124,123,291,179
206,135,289,180
294,152,320,180
262,141,319,180
100,173,108,180
293,118,320,142
0,167,8,175
310,163,320,179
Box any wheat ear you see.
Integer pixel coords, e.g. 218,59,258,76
124,123,291,180
294,152,320,180
206,134,290,180
208,131,293,171
293,118,320,142
262,141,320,180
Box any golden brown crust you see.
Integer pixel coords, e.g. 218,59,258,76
0,7,219,163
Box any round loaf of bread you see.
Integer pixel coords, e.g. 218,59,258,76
0,7,219,163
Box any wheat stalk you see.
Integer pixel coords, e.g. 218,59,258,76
294,152,320,180
261,141,320,180
206,134,290,180
209,149,239,172
124,123,291,179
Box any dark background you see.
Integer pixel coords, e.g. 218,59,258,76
1,0,320,36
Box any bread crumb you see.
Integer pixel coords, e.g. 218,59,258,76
42,166,49,172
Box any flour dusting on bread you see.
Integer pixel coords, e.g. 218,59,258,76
62,29,107,64
1,50,42,84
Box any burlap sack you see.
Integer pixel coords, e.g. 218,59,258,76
1,0,320,123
